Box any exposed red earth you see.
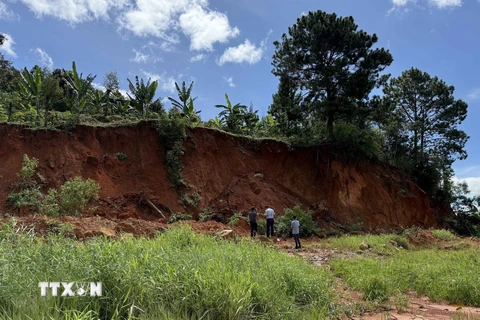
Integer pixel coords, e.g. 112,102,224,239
0,122,442,237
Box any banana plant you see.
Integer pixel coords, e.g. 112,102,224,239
88,89,110,115
168,81,197,110
127,76,159,118
18,66,43,125
215,93,248,133
114,100,132,116
63,61,96,121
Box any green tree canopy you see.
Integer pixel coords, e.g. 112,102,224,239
381,67,469,195
272,10,393,140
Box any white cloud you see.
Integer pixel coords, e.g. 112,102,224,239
0,34,16,58
93,82,129,98
32,48,54,69
18,0,128,23
119,0,238,51
392,0,412,5
190,53,206,62
179,4,239,51
388,0,462,13
217,39,264,66
453,176,480,196
131,49,150,63
0,1,17,20
92,82,106,91
466,88,480,100
428,0,462,9
223,76,235,88
141,70,178,94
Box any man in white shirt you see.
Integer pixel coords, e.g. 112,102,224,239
264,206,275,237
291,216,301,249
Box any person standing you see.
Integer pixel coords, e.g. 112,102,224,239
248,207,257,237
264,206,275,237
291,216,301,249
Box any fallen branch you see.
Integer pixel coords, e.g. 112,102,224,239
145,197,166,219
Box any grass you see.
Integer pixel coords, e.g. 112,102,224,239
431,229,456,241
331,248,480,306
322,233,412,255
0,222,335,320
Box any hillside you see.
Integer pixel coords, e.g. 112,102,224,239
0,122,438,231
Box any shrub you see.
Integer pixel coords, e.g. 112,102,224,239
114,152,128,161
8,155,44,209
227,213,243,226
431,229,456,241
40,177,100,217
256,219,266,235
155,116,187,189
8,188,42,209
168,213,193,224
276,205,319,237
199,207,216,222
179,191,201,209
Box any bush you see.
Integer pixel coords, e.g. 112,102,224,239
168,213,193,224
40,177,100,217
199,207,216,222
179,191,201,209
8,155,44,209
155,116,187,189
277,205,319,237
114,152,127,161
431,229,456,241
227,213,243,226
332,123,385,160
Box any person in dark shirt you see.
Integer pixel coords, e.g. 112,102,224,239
248,207,257,237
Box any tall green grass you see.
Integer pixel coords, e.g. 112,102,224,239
331,249,480,306
0,222,335,320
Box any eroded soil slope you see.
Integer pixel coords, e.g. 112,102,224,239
0,122,437,231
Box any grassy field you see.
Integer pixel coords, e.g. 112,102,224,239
326,229,480,307
1,219,480,320
0,221,335,320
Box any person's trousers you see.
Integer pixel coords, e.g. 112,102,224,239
266,218,274,237
293,233,301,248
250,221,257,237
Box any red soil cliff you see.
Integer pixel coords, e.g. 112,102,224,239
0,122,437,231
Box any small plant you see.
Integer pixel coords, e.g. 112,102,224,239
8,154,44,209
256,219,266,235
227,213,243,226
391,235,409,249
431,229,456,241
46,220,75,237
40,177,100,217
179,191,201,209
276,205,319,237
363,277,389,302
114,152,128,161
167,213,193,224
199,207,216,222
393,291,409,313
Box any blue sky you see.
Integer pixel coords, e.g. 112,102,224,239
0,0,479,194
